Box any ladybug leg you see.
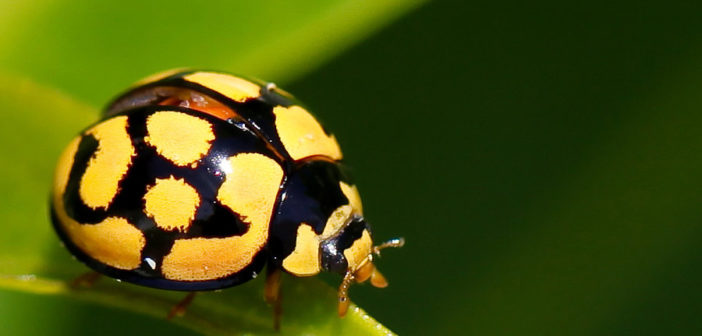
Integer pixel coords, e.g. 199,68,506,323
264,266,283,331
337,271,356,317
167,292,197,320
69,271,102,288
336,237,405,317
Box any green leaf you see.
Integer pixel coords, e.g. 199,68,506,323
0,74,395,335
0,0,425,106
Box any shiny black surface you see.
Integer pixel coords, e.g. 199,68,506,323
55,105,277,290
107,72,362,272
54,71,362,289
105,71,297,163
320,216,370,274
267,159,357,267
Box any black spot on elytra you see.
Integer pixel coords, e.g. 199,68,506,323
189,200,248,238
63,134,109,224
113,107,268,273
55,105,280,280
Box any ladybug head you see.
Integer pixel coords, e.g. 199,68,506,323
319,214,404,316
272,159,404,315
320,215,372,275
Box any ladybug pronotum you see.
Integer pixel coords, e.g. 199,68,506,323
50,69,403,327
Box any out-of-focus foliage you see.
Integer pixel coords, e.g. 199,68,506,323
0,0,423,105
0,0,424,335
0,75,394,335
289,2,702,335
4,0,702,335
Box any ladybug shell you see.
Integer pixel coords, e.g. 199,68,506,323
51,70,364,290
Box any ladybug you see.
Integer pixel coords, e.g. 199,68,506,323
50,69,404,328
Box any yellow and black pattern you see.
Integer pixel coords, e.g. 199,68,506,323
53,104,283,289
106,70,343,162
52,70,372,290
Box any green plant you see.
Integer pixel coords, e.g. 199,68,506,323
0,1,425,334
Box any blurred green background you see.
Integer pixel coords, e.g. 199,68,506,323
4,0,702,335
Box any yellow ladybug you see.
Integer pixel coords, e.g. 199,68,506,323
50,70,404,328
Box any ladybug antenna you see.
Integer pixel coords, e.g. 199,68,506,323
372,237,405,257
336,237,405,317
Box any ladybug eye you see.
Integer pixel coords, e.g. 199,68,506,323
320,216,370,274
320,239,347,274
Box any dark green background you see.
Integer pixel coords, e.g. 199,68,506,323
5,1,702,335
293,1,702,335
